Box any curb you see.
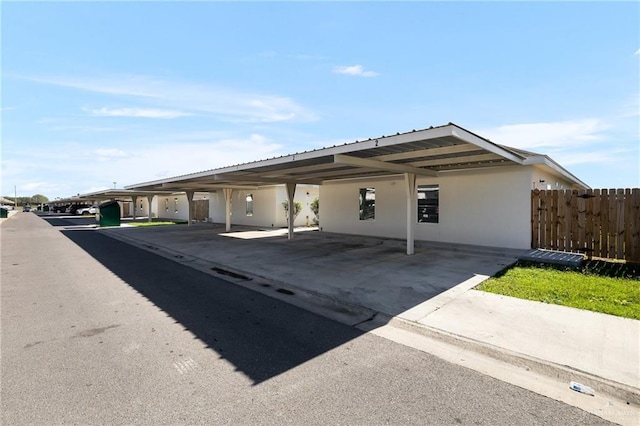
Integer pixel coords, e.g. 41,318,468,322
99,226,640,407
381,315,640,406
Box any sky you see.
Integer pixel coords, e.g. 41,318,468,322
1,1,638,200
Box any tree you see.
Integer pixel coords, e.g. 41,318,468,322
310,197,319,225
31,194,49,204
282,200,302,224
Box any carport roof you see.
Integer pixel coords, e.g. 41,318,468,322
125,122,589,191
78,189,178,201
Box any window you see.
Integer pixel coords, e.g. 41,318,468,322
246,194,253,216
417,185,439,223
174,198,178,213
359,187,375,221
165,198,169,212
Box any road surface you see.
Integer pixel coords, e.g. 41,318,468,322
1,213,611,425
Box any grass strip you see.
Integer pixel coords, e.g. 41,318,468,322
478,265,640,320
128,221,180,227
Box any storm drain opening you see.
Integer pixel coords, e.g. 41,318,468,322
276,288,295,296
211,267,251,281
260,284,271,288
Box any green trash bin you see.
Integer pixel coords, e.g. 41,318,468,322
0,208,7,218
99,201,121,227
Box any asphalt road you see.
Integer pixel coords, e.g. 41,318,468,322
1,213,612,425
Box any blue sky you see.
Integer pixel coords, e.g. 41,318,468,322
2,1,638,199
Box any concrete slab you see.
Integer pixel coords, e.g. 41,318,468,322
102,224,519,317
418,290,640,391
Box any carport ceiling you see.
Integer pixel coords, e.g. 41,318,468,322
126,123,529,191
77,189,177,201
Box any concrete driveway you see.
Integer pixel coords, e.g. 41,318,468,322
101,222,523,318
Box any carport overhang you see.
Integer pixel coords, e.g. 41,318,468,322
76,189,179,222
125,123,589,253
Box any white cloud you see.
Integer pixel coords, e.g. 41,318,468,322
20,74,316,123
20,181,70,195
478,118,639,170
50,125,124,132
86,107,192,119
480,119,609,151
635,48,640,56
333,65,378,77
3,132,286,198
94,148,129,162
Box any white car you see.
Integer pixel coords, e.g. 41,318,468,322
76,205,98,215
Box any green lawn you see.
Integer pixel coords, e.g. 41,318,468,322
128,221,182,227
477,263,640,320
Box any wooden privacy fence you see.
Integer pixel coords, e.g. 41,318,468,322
531,189,640,262
192,199,209,222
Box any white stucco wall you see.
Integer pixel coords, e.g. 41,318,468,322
208,185,319,228
126,196,152,218
531,165,578,191
155,194,191,221
320,166,537,249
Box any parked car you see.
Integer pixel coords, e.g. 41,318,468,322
76,204,98,215
22,205,31,212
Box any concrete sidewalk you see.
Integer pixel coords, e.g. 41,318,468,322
96,222,639,413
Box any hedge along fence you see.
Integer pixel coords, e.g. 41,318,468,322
531,189,640,262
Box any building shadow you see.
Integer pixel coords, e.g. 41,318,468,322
59,224,364,385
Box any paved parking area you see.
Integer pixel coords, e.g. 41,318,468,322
102,222,522,317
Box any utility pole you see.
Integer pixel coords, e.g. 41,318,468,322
14,185,17,210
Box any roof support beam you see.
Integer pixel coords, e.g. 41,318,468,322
333,154,438,177
410,153,504,168
162,183,258,191
373,143,480,162
214,174,323,185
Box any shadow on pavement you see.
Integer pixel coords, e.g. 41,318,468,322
59,222,364,385
40,215,97,227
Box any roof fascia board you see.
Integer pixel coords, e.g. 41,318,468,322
524,156,590,189
334,154,438,177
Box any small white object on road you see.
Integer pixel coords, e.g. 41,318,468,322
569,381,595,396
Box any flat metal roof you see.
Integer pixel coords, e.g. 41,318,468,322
124,123,589,191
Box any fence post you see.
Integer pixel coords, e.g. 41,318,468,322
631,189,640,262
531,189,540,248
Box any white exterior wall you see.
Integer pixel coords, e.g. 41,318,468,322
208,185,319,228
531,166,577,191
156,194,190,221
273,185,319,227
128,197,151,217
320,166,537,249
